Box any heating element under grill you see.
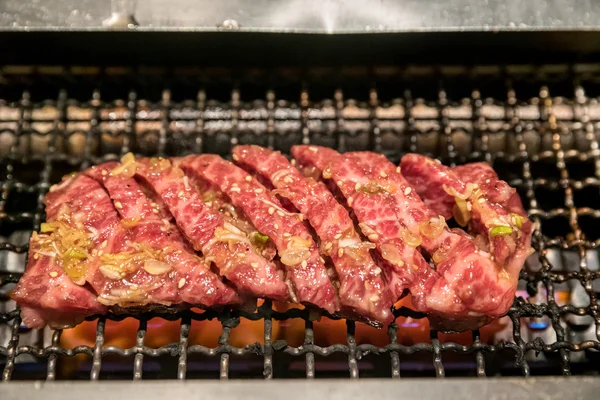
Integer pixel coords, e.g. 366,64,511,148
1,64,600,384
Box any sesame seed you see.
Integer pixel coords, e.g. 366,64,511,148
334,233,342,239
101,240,108,248
178,278,186,288
412,264,419,271
277,210,285,217
485,179,491,183
101,170,108,176
338,248,344,257
251,262,259,268
34,253,39,260
347,197,353,207
245,175,252,182
404,187,412,195
284,176,293,183
379,170,388,178
232,183,238,187
115,201,123,209
98,250,104,256
324,242,333,251
274,224,279,229
49,271,58,278
178,191,184,198
370,295,380,302
291,159,296,166
337,180,343,186
231,187,241,193
309,146,318,152
255,188,264,193
466,202,472,211
152,209,159,214
355,183,362,190
268,207,275,215
373,267,382,276
233,154,239,161
320,257,325,263
283,233,291,237
301,260,308,268
397,259,404,267
368,233,379,242
478,198,485,203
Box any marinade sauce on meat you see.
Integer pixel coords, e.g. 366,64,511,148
293,146,533,331
177,154,339,314
86,161,240,308
233,145,393,326
13,147,533,332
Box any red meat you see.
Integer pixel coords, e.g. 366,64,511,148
86,161,239,307
233,145,393,326
134,157,287,301
177,154,339,314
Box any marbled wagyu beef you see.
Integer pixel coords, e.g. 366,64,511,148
12,146,533,332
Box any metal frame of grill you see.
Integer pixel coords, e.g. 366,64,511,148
1,64,600,384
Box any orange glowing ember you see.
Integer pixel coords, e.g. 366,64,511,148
274,295,508,347
61,304,279,350
59,295,511,368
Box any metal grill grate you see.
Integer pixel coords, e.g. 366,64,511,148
1,64,600,380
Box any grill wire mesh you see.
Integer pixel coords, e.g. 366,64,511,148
1,64,600,380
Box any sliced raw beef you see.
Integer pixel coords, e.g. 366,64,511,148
12,175,112,328
346,152,525,330
291,146,434,308
134,157,287,301
233,145,393,326
401,155,533,278
293,146,532,331
12,145,532,332
86,159,239,307
177,154,339,314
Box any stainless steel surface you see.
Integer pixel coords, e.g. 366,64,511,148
1,378,600,400
1,0,599,32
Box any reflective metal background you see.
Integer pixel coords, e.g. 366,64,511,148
1,0,599,32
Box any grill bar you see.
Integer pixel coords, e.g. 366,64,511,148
387,323,400,378
472,330,486,377
430,334,445,378
46,330,61,381
133,320,147,380
346,321,358,379
304,320,315,378
539,87,571,376
177,317,190,379
1,314,20,381
90,318,105,380
1,64,600,380
508,83,533,377
262,301,274,379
